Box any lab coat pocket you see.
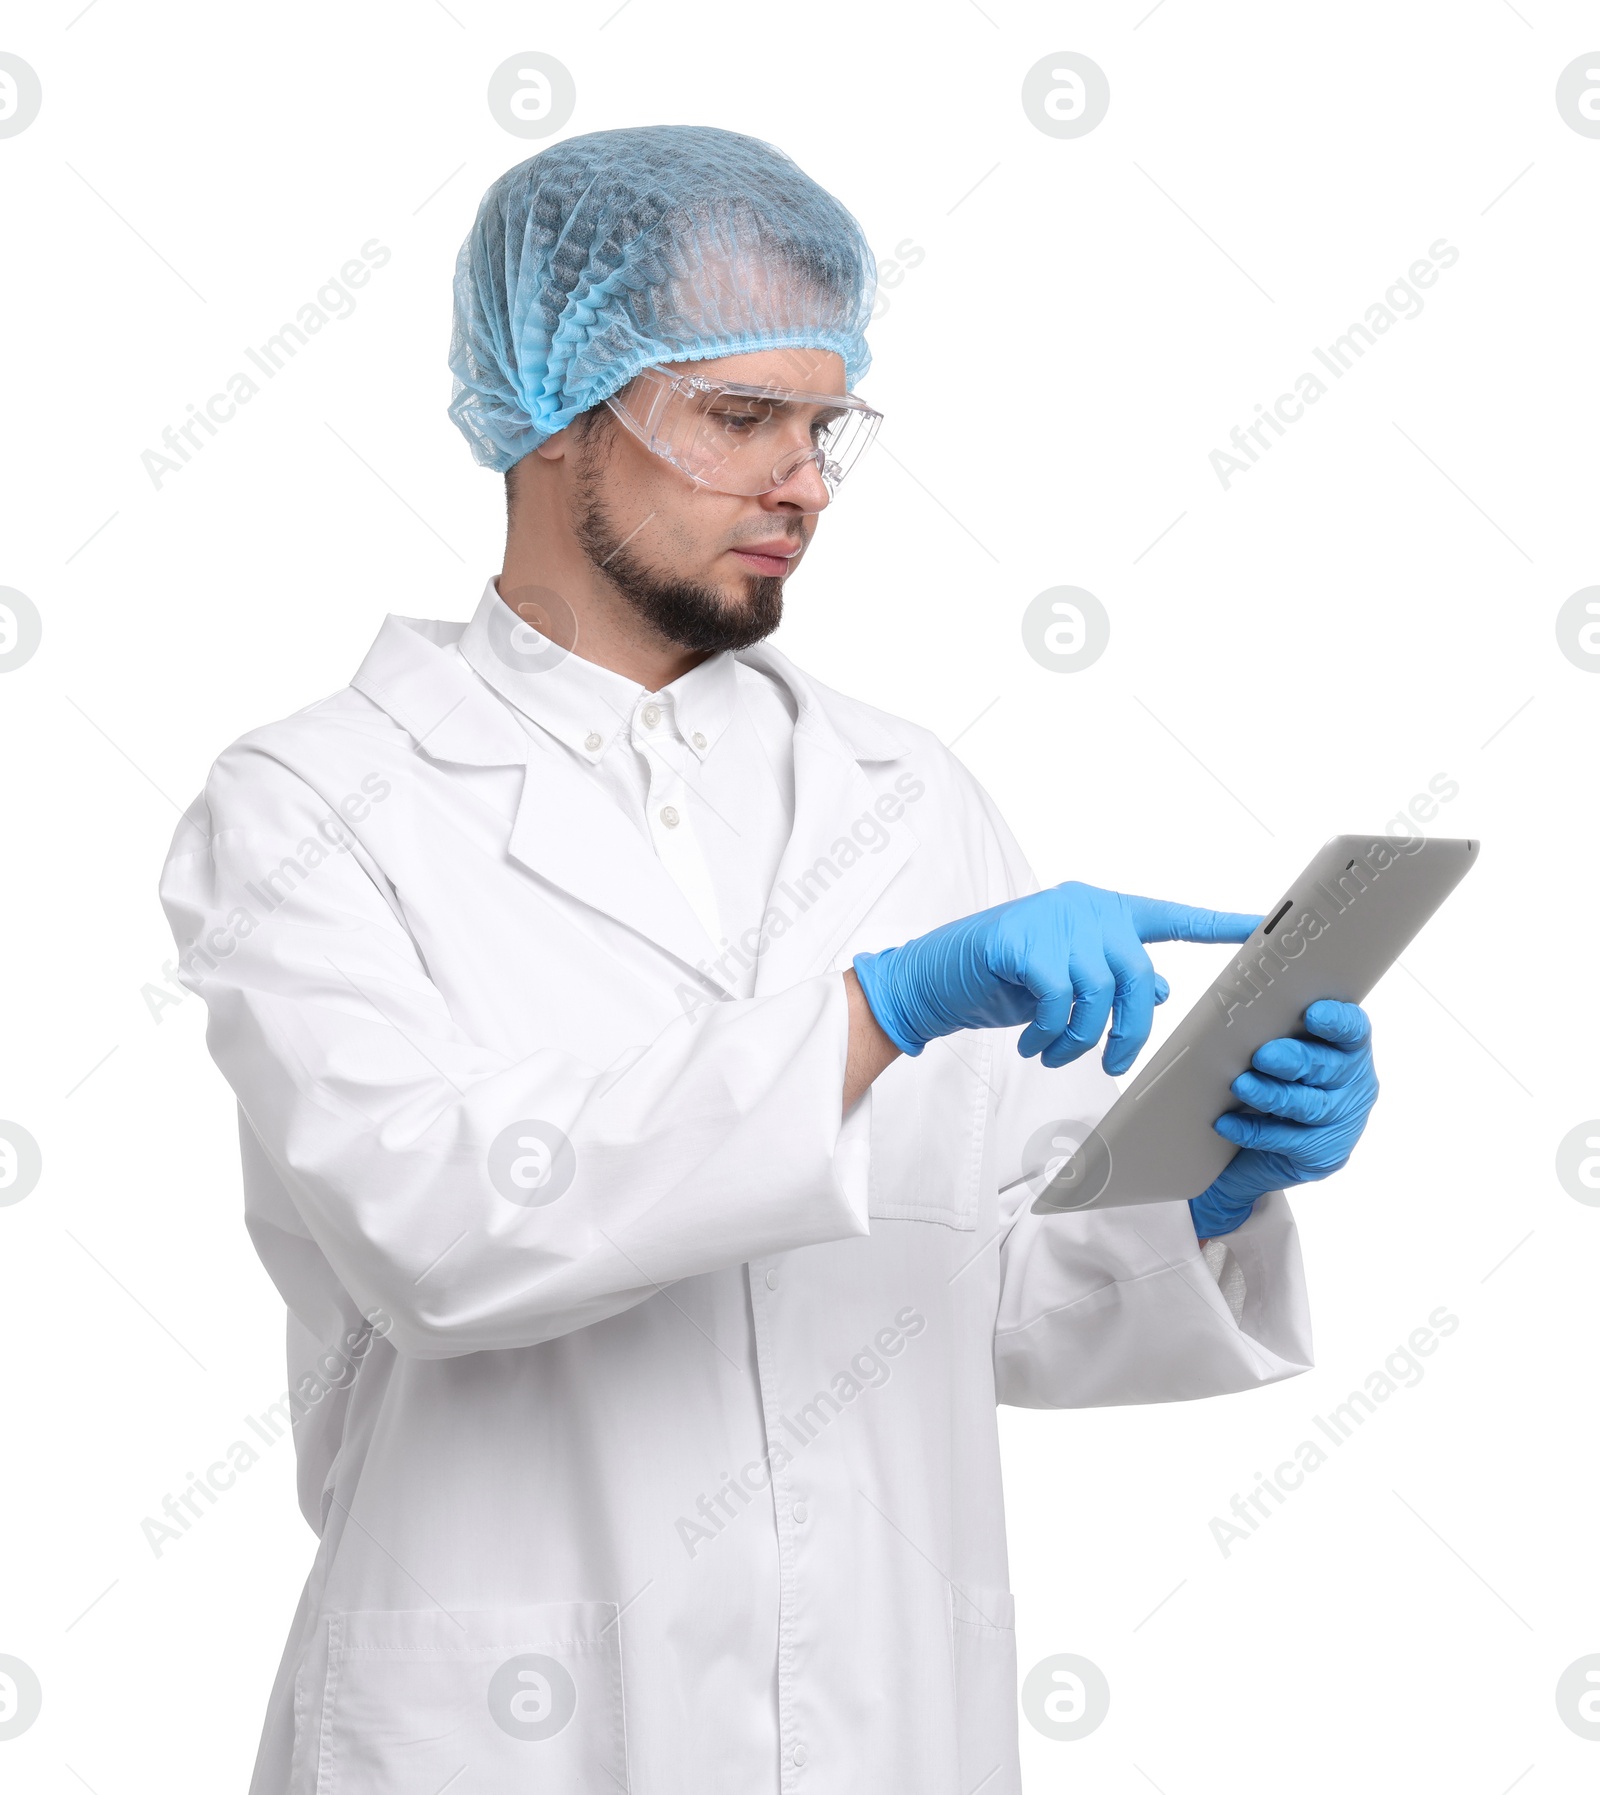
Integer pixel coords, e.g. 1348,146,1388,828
305,1602,626,1794
867,1035,990,1229
950,1585,1020,1795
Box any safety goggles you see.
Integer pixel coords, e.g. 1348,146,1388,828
604,366,882,503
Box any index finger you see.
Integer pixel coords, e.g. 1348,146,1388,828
1125,895,1263,945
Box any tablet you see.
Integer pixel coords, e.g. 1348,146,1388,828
1024,833,1479,1214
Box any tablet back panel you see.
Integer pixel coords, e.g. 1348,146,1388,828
1030,834,1479,1213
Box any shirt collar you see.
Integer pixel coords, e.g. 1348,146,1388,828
457,576,739,764
662,645,738,762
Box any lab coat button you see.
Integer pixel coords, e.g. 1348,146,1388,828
793,1501,808,1524
659,805,680,829
584,731,602,752
641,704,661,728
765,1268,778,1290
793,1746,808,1767
692,730,707,749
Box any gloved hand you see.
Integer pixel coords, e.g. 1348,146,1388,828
852,882,1262,1076
1189,999,1379,1239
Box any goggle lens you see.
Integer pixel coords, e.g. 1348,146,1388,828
606,369,882,503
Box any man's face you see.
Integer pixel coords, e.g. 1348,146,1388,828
565,346,846,655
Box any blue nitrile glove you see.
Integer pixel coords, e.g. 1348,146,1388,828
852,882,1262,1076
1189,999,1379,1239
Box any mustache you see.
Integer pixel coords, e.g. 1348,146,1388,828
728,525,807,550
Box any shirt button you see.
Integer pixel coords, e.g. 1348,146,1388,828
793,1501,808,1524
692,730,707,750
765,1268,778,1290
793,1746,808,1767
659,805,680,829
584,732,602,752
641,703,661,729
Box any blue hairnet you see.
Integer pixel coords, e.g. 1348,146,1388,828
447,125,877,472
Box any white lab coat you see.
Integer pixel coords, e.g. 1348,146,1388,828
159,610,1313,1795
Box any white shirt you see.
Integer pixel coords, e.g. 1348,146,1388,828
457,577,798,996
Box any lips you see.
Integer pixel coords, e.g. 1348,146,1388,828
730,542,801,578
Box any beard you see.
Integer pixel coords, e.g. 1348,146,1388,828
573,435,787,655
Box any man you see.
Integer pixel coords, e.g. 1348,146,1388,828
161,126,1378,1795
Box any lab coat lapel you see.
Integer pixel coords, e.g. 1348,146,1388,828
351,615,733,995
746,649,918,995
504,745,733,990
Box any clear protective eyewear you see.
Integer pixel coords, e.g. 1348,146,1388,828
604,366,882,503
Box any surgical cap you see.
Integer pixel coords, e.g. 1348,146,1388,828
447,125,877,472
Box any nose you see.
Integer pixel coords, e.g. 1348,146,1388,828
763,448,832,515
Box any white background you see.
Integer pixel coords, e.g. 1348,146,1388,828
2,2,1596,1790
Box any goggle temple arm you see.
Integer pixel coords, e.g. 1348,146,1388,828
603,369,675,457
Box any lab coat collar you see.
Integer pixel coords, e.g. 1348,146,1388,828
351,614,528,769
739,641,911,766
350,603,920,999
735,644,922,995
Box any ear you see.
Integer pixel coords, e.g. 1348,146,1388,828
534,431,568,463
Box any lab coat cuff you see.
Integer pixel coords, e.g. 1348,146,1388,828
835,1084,872,1233
1207,1189,1312,1364
1199,1235,1248,1326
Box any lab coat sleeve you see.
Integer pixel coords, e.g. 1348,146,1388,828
946,765,1314,1407
159,743,871,1361
988,1044,1313,1407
